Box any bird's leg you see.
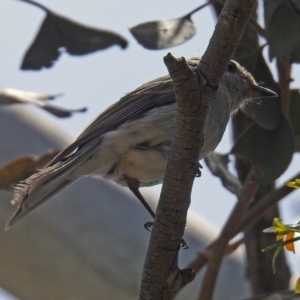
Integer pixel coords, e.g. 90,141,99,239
126,178,156,219
126,178,189,249
126,178,157,230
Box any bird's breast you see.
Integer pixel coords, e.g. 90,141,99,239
88,98,231,187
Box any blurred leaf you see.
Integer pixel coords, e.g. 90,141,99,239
0,150,60,190
289,89,300,151
264,0,300,62
130,4,209,50
237,47,282,129
204,153,242,196
231,115,294,182
19,0,128,70
244,289,296,300
35,150,61,169
38,105,87,118
0,157,35,189
296,277,300,294
130,18,195,50
0,88,87,118
0,88,62,104
272,244,284,274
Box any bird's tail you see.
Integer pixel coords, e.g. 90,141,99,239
6,158,78,230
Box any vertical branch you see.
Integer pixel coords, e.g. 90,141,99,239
139,55,203,300
139,0,257,298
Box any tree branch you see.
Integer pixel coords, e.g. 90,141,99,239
139,1,257,299
139,54,202,300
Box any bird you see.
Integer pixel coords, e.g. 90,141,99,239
6,57,277,229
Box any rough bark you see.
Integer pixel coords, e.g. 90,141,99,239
139,1,258,299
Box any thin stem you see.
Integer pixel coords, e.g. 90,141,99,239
198,166,260,300
186,172,298,277
184,2,215,19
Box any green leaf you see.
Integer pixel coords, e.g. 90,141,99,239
264,0,300,62
272,245,283,274
263,236,300,252
237,47,282,129
231,115,294,182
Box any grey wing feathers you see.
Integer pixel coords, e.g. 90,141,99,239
7,166,73,229
49,75,175,166
49,56,201,166
7,76,175,228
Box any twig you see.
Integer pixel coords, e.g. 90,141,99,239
188,237,244,273
248,17,266,39
186,172,298,278
238,176,299,233
276,55,293,116
198,165,260,300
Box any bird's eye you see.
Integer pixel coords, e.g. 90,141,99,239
227,62,236,73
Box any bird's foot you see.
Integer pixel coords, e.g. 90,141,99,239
144,221,153,232
195,162,203,177
143,222,189,249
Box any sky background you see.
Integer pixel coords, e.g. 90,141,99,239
1,0,300,298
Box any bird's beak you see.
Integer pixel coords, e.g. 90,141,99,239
249,85,277,99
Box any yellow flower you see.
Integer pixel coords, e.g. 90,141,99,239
296,277,300,294
272,218,297,253
286,178,300,188
263,219,300,274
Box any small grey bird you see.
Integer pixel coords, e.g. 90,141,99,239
6,57,276,229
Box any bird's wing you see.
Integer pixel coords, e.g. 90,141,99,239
49,75,175,165
50,56,201,166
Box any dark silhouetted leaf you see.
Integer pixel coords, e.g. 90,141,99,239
204,153,242,196
19,0,128,70
0,88,62,104
0,88,87,118
289,89,300,152
237,47,282,129
0,150,60,190
264,0,300,62
231,115,294,182
130,4,209,50
41,105,87,118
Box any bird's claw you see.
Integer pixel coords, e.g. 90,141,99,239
144,221,153,232
195,162,203,177
180,238,189,249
